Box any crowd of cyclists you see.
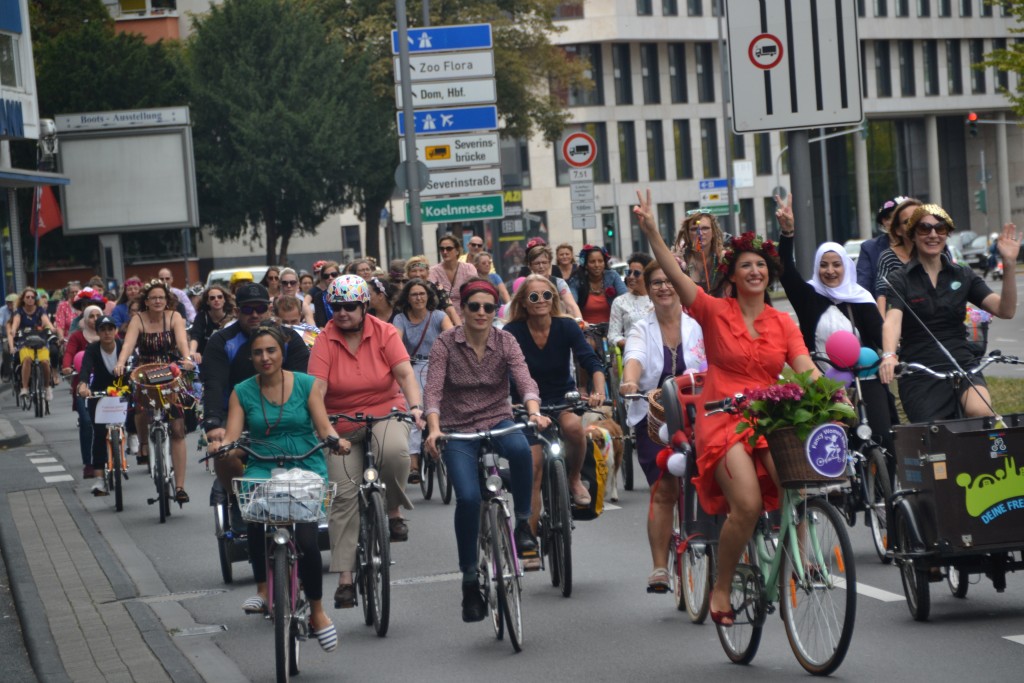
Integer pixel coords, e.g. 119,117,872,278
5,191,1019,651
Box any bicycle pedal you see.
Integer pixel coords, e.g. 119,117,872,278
146,498,157,505
522,557,543,572
646,585,670,594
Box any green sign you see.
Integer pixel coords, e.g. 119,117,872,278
698,204,740,216
408,195,505,223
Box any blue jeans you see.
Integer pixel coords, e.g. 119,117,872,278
75,395,92,467
442,419,532,574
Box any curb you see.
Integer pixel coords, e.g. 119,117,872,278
0,384,31,449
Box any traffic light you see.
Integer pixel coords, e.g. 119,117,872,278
974,188,987,214
967,112,979,138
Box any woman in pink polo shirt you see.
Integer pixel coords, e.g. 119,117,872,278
308,275,425,611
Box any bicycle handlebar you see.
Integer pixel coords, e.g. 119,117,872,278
198,436,338,463
328,408,417,426
703,394,744,415
894,352,1021,380
442,422,528,442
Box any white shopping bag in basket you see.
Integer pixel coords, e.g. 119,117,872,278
244,469,327,523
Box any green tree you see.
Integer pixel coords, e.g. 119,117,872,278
302,0,588,260
185,0,357,264
982,2,1024,114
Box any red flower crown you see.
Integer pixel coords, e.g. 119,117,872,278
717,232,778,274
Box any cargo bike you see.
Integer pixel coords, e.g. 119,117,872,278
890,354,1024,621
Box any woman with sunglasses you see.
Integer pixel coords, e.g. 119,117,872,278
393,278,453,484
524,244,583,319
305,261,341,328
276,267,316,325
62,305,105,478
115,280,195,503
608,252,654,348
673,211,728,296
429,234,477,327
308,275,425,609
879,207,1020,422
423,278,550,622
7,287,60,401
569,245,626,325
618,261,705,592
504,275,606,508
189,285,235,365
260,266,282,299
873,198,922,314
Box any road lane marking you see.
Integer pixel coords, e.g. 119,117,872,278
1004,635,1024,646
43,475,74,483
834,577,904,602
37,465,66,473
392,572,462,586
30,457,58,464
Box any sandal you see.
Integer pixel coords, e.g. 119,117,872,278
647,567,671,594
175,488,190,505
407,468,422,484
136,446,149,466
334,584,357,609
242,595,266,614
311,621,338,652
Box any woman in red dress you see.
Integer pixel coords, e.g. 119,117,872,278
634,190,819,626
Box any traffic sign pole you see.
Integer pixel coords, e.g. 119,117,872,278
396,0,423,252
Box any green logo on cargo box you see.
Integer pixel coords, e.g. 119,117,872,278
956,456,1024,523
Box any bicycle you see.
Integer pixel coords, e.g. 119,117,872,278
19,333,50,418
441,421,528,653
419,446,452,504
87,393,131,511
202,436,337,683
703,395,857,676
329,409,415,638
131,363,182,523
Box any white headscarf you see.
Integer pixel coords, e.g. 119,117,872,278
81,305,103,343
807,242,875,305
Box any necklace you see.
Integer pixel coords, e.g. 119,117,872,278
258,372,285,436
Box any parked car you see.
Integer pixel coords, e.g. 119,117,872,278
205,266,271,289
960,235,991,271
843,239,865,264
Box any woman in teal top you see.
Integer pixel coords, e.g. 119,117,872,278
211,324,348,652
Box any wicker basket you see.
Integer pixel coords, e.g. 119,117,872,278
130,362,183,409
765,426,838,489
647,388,666,445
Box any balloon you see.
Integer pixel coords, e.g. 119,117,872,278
824,366,854,386
73,350,85,373
658,423,670,445
825,330,861,369
655,448,672,471
857,347,880,378
667,451,688,477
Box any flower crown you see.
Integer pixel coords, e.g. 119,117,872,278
717,232,779,274
578,244,610,265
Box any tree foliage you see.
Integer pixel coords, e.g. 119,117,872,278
185,0,358,264
982,1,1024,115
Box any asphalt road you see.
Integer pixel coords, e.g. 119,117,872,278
3,385,1023,682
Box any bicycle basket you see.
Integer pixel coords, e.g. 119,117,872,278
130,363,183,408
23,334,46,350
647,388,667,445
766,424,848,488
234,475,335,524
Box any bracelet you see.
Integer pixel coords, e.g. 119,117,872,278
408,403,423,411
880,352,897,360
780,230,795,237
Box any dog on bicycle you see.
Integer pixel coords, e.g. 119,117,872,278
583,412,624,502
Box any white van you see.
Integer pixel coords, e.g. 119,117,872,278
205,266,271,289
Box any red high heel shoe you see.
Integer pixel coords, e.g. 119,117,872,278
710,608,736,627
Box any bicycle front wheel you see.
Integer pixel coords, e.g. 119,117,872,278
437,456,453,505
490,504,523,652
779,498,857,676
151,431,169,523
366,489,391,637
477,506,503,640
549,458,573,598
864,448,893,564
273,547,293,683
109,429,124,512
419,459,434,500
32,365,43,418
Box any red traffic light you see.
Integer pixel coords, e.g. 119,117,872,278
967,112,979,122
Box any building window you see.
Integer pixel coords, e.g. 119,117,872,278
500,137,532,189
695,42,715,103
700,118,720,178
763,197,780,239
875,0,887,16
731,132,745,160
923,40,939,95
566,44,604,106
918,0,930,16
895,0,909,15
993,38,1009,90
674,119,694,179
555,123,609,185
612,44,633,105
647,121,666,181
619,122,638,182
657,204,676,244
0,33,21,89
946,39,962,94
1004,1,1013,17
688,0,703,16
779,131,789,174
640,44,661,104
980,0,993,16
970,39,985,93
898,40,915,96
711,0,724,16
754,133,772,175
858,0,866,16
959,0,971,16
554,3,585,19
938,0,951,16
637,0,653,15
663,0,679,15
875,41,892,97
668,43,688,103
861,46,869,97
738,198,755,232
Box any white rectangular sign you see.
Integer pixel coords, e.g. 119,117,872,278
571,201,597,215
420,167,502,198
569,183,594,202
395,78,496,109
400,132,500,169
572,214,597,230
568,167,593,182
394,50,495,83
726,0,862,133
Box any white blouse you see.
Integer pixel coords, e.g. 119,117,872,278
608,293,653,345
623,310,705,427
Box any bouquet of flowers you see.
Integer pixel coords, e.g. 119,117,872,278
736,369,856,448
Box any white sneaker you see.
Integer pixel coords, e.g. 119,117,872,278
127,434,139,455
18,387,27,397
45,387,53,401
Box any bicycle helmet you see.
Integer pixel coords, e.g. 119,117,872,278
326,274,369,304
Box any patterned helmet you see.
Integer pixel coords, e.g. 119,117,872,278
326,274,369,304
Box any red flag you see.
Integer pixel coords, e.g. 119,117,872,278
29,185,63,238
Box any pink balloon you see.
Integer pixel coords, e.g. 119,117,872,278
73,350,85,373
825,330,860,369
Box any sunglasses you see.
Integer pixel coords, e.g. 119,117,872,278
469,242,484,248
322,271,340,279
281,279,298,286
466,302,497,314
330,301,362,313
439,246,457,253
208,294,225,301
239,304,269,315
626,269,643,279
915,222,950,236
527,290,554,304
265,275,279,281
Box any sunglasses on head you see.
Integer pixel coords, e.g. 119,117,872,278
527,290,554,303
466,301,497,314
330,301,362,313
322,271,340,279
240,303,269,315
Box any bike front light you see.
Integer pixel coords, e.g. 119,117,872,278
855,424,873,441
363,467,379,483
549,442,562,456
485,475,503,493
273,528,290,546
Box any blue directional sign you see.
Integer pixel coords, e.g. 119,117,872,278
698,178,730,190
397,105,498,137
391,23,493,55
